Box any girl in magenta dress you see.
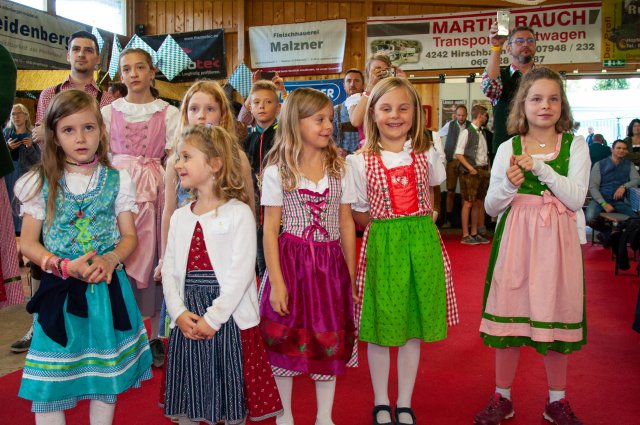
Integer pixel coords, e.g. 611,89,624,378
101,48,179,316
259,88,357,425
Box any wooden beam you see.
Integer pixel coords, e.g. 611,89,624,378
238,0,245,63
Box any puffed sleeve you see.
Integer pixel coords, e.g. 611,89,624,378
101,104,112,135
14,170,45,220
531,135,590,212
340,161,357,204
484,139,519,217
346,153,369,212
115,169,139,215
260,165,283,206
165,105,181,150
427,148,446,186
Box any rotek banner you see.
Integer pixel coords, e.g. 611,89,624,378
0,1,108,70
143,29,226,82
249,19,346,76
367,2,602,70
602,0,640,64
283,79,346,106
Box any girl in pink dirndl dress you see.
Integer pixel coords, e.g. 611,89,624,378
259,88,357,425
102,48,179,316
474,67,589,425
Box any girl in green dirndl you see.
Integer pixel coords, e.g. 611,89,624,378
473,68,589,425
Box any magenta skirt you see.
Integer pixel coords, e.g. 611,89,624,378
259,232,355,376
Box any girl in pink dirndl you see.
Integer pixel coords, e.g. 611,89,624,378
102,48,179,316
259,88,357,425
474,68,589,425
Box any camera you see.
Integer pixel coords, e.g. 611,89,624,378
379,68,396,78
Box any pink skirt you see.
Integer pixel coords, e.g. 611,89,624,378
480,193,584,344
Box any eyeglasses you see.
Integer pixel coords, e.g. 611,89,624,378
509,37,536,46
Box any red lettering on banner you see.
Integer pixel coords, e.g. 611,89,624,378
514,9,588,28
432,17,493,34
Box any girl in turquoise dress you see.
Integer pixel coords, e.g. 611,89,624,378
15,90,152,424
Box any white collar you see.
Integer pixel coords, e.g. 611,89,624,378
111,97,168,115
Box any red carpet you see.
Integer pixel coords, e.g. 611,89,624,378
2,235,639,424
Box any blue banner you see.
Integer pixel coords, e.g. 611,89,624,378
283,79,346,105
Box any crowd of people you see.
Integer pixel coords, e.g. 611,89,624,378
1,21,639,425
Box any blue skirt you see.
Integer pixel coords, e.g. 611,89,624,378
164,270,246,424
18,269,153,413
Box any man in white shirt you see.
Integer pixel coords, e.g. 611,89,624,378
455,105,490,245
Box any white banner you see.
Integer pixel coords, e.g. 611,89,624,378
367,2,602,70
0,2,89,69
249,19,346,76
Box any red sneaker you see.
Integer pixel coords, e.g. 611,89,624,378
473,393,515,425
543,398,584,425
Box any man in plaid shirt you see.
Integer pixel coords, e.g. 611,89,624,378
31,30,114,147
481,22,536,156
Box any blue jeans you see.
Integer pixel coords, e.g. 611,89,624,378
585,199,635,224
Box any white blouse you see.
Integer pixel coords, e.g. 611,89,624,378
14,165,138,221
346,140,447,212
485,135,590,244
101,98,181,150
260,164,357,206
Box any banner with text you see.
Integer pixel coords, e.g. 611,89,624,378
367,2,602,70
0,1,112,70
142,29,226,82
249,19,346,76
601,0,640,65
283,79,347,106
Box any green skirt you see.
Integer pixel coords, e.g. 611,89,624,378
359,215,447,346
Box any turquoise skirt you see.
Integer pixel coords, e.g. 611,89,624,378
19,269,153,412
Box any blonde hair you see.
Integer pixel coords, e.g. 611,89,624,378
507,67,573,135
249,80,278,98
29,90,110,227
178,125,248,204
178,80,236,136
363,77,430,154
264,88,344,192
119,48,159,98
7,103,33,132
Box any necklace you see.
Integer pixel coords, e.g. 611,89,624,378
61,167,97,219
65,155,99,167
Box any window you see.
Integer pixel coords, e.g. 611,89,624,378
9,0,46,10
56,0,126,35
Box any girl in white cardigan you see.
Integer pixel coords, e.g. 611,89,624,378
161,125,282,425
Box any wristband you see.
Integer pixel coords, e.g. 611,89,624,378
362,91,370,97
491,45,502,52
106,251,123,270
600,201,608,207
41,253,54,272
61,258,70,280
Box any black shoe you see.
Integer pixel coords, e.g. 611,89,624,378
395,406,416,425
372,405,393,425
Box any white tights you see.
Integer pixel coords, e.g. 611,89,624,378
35,400,115,425
274,376,336,425
368,339,421,422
